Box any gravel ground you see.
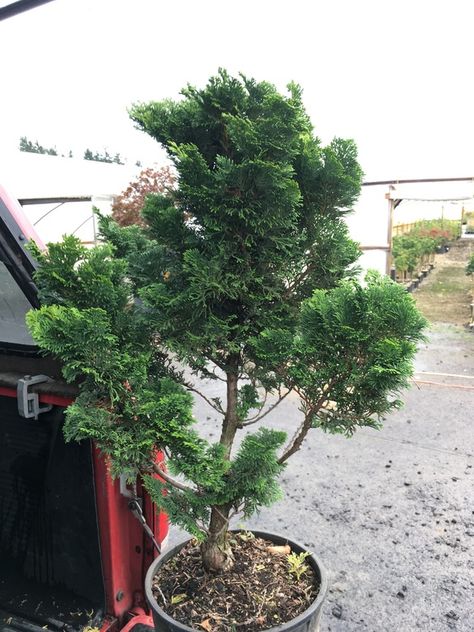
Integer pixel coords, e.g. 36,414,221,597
250,324,474,632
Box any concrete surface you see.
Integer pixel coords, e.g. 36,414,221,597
168,324,474,632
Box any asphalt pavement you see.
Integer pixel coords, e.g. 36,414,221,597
168,323,474,632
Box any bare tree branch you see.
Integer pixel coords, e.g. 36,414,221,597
278,380,336,464
228,501,246,521
184,383,225,414
152,463,196,493
241,388,268,421
283,259,317,299
209,367,226,382
242,388,293,426
194,362,227,382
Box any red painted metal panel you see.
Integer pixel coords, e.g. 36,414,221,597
92,449,145,618
0,385,169,627
91,447,169,621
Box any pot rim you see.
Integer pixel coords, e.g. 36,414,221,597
145,529,328,632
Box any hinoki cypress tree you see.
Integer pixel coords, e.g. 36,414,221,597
27,71,426,573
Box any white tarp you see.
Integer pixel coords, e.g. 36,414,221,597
0,151,140,243
1,151,472,275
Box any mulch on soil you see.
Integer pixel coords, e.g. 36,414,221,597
151,533,320,632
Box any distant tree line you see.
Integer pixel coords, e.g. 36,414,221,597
19,136,133,165
83,148,124,165
19,136,59,156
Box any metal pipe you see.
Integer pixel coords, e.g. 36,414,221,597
19,196,92,205
0,0,55,21
363,176,474,187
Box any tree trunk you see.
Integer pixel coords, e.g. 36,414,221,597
219,358,240,457
201,355,240,572
201,503,233,572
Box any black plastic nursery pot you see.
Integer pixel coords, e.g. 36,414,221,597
145,531,328,632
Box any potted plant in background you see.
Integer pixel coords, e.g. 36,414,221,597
27,71,426,632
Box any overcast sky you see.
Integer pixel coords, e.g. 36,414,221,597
1,0,473,181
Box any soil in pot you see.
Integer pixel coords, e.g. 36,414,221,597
150,532,320,632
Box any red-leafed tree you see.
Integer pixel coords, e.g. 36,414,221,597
111,165,176,226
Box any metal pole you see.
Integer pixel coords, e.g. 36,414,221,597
385,187,395,276
92,210,97,245
362,176,474,187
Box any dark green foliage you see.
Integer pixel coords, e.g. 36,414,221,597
104,70,363,375
227,428,287,517
25,232,286,538
237,384,261,421
143,427,286,538
293,273,426,434
29,237,129,318
249,273,426,441
27,72,426,559
28,305,124,385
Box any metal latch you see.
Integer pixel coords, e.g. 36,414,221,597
17,374,53,419
119,474,161,553
128,497,162,553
